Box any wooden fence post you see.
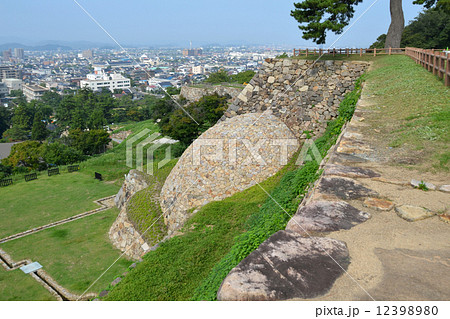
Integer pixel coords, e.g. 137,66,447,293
374,48,376,57
389,47,392,55
445,55,450,87
360,48,362,56
306,48,308,57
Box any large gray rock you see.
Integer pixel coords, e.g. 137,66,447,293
324,164,380,178
217,231,349,301
318,177,378,200
286,201,370,235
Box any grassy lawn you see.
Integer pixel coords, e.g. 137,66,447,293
0,267,56,301
79,120,181,183
0,173,119,239
0,207,130,299
364,55,449,172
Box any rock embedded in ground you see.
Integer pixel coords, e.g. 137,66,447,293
438,185,450,193
395,205,435,222
410,179,436,191
363,198,394,211
324,164,380,178
286,201,370,235
217,231,350,301
99,290,109,298
111,277,122,287
439,214,450,224
317,177,378,200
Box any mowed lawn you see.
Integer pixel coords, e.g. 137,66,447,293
0,172,119,239
0,266,56,301
0,207,131,300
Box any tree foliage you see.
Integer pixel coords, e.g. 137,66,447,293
291,0,363,44
68,129,111,155
161,94,228,146
291,0,441,46
205,70,231,84
370,5,450,49
401,6,450,48
31,111,49,141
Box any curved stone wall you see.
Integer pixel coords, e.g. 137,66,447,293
180,85,243,102
109,170,150,260
160,112,299,234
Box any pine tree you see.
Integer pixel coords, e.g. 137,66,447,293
31,111,49,141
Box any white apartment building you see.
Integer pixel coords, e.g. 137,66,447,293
80,67,131,92
23,84,48,101
192,65,204,74
2,78,22,91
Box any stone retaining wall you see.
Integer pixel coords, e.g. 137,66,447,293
109,170,151,260
160,112,298,234
180,85,243,102
223,59,369,139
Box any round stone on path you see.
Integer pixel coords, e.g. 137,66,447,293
363,198,394,211
395,205,435,222
439,185,450,193
410,179,436,191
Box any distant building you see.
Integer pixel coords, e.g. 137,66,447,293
0,66,20,80
0,83,8,97
23,84,48,102
82,49,93,59
192,65,204,74
2,49,12,60
80,67,131,92
13,48,24,59
2,78,23,92
182,48,203,57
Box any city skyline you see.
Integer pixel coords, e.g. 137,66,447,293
1,0,424,48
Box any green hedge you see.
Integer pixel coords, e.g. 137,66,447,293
191,75,365,300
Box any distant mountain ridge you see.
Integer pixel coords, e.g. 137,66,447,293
0,40,115,51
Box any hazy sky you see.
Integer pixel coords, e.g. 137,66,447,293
0,0,425,48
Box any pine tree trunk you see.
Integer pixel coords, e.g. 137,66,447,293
385,0,405,49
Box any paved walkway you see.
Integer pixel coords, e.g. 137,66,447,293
0,142,20,160
303,83,450,301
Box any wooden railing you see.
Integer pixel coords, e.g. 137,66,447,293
292,47,405,57
405,47,450,86
292,47,450,86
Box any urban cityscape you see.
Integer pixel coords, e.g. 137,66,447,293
0,45,286,103
0,0,448,315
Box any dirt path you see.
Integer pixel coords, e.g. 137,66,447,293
303,80,450,301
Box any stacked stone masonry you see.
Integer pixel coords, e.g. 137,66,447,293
180,85,243,102
222,59,369,139
109,170,150,260
160,112,299,234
